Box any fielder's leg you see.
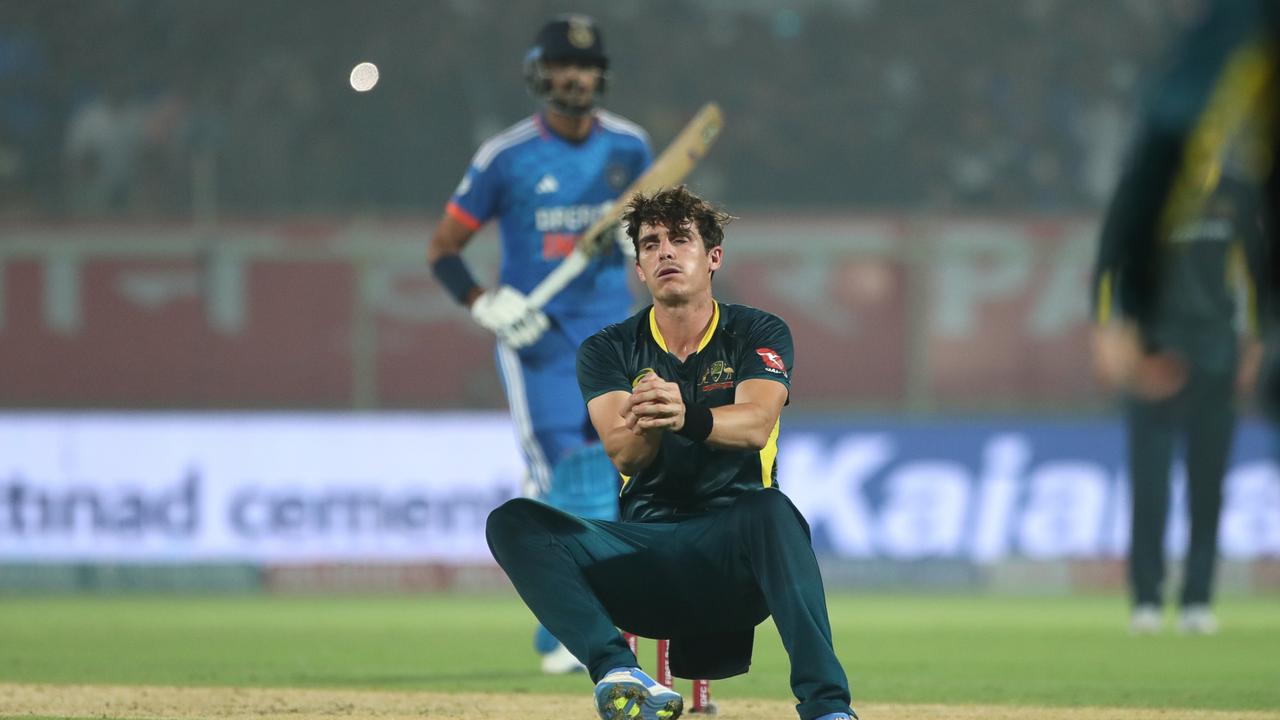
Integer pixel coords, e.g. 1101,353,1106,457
536,442,621,667
1125,393,1178,613
486,498,637,678
1179,370,1235,618
485,499,686,720
723,490,855,720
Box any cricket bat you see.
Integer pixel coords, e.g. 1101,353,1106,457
526,102,724,309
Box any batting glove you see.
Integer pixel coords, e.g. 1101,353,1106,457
470,285,550,349
615,221,636,259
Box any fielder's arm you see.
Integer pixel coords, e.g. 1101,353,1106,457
710,379,786,451
626,375,784,452
587,390,661,476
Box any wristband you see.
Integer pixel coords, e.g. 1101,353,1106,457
430,254,480,304
676,405,713,442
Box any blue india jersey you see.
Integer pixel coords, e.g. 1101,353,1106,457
447,111,652,330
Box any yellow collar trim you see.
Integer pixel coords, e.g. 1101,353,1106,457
649,300,719,355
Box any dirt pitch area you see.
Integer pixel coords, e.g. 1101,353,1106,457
4,684,1280,720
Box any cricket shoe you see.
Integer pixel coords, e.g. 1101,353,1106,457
540,642,587,674
1177,605,1219,635
594,667,683,720
1128,604,1162,635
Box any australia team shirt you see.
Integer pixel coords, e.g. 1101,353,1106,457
577,301,795,522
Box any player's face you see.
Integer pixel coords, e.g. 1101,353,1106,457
542,60,602,112
634,220,722,303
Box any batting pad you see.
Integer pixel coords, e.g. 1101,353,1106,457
541,442,620,521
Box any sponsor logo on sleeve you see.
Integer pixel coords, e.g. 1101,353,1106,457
755,348,787,376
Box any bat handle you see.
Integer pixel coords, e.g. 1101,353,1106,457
527,248,591,310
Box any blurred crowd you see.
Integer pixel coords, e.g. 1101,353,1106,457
0,0,1193,219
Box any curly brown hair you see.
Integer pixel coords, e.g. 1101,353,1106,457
621,185,734,257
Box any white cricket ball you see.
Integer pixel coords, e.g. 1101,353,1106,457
349,62,379,92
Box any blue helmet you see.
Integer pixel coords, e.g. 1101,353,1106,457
524,14,610,109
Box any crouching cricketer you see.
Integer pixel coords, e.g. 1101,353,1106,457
486,186,857,720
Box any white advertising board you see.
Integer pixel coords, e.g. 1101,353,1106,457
3,414,1277,563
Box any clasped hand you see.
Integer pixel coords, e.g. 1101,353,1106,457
621,373,685,435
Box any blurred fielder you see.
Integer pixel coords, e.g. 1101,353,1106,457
1093,174,1266,634
1091,0,1277,633
486,187,858,720
427,14,652,673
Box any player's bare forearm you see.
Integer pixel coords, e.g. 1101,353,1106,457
603,425,662,476
588,391,661,475
704,379,785,451
703,403,778,451
427,213,475,261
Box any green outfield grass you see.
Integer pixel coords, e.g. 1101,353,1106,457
0,593,1276,711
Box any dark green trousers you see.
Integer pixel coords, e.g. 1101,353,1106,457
485,488,854,720
1126,367,1236,607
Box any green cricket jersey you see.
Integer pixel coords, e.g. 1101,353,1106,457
1094,0,1277,330
576,301,793,522
1095,176,1264,372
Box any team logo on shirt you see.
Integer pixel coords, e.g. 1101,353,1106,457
699,360,735,392
535,174,559,194
755,348,787,376
606,163,629,191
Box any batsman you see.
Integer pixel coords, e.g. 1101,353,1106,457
487,186,858,720
427,14,652,673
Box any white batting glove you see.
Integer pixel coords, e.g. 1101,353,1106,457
470,285,550,349
615,221,635,259
502,308,550,348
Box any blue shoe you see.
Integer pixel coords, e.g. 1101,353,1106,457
593,667,683,720
813,713,858,720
